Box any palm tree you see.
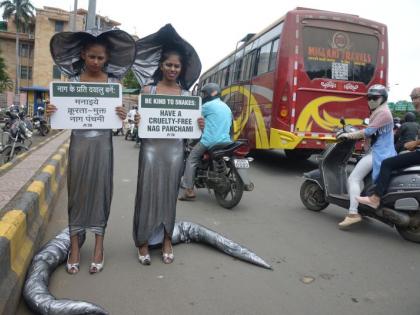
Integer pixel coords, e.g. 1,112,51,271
0,0,35,99
0,48,13,92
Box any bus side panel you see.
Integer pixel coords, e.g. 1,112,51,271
243,72,275,149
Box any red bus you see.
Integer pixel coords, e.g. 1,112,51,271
198,7,387,159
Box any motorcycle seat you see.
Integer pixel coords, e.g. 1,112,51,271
392,165,420,174
208,141,244,159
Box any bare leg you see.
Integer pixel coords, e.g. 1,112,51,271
137,242,150,265
162,232,174,264
138,242,149,256
93,234,104,263
68,234,80,264
66,234,80,274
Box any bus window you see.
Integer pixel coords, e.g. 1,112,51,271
302,26,379,84
268,39,279,72
256,42,271,75
233,58,243,83
223,65,231,87
243,50,257,80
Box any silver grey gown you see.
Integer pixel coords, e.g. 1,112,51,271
68,76,116,236
133,85,189,246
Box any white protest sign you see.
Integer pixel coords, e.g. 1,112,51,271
50,82,122,129
138,94,202,139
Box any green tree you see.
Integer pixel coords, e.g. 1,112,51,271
122,69,140,90
0,0,35,96
0,48,13,92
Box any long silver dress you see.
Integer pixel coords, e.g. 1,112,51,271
68,77,116,236
133,85,189,246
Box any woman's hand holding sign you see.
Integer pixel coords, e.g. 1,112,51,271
115,106,127,120
45,101,57,117
134,112,141,126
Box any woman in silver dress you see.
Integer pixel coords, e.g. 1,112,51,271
48,29,136,274
132,24,202,265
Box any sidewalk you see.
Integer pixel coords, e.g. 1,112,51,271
0,131,70,212
0,130,70,315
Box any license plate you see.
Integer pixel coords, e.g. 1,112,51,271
234,159,249,169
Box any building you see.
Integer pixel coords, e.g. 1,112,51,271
0,6,121,114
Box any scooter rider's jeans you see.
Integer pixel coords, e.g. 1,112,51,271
181,142,208,189
348,153,373,214
374,150,420,197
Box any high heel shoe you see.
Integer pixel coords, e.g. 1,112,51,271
89,252,104,274
66,252,80,275
138,252,151,265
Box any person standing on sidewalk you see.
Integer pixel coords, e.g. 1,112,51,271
131,24,201,265
47,30,135,274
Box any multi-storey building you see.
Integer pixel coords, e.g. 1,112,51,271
0,6,120,114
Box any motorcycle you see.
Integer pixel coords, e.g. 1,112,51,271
189,140,254,209
300,119,420,243
124,120,137,141
32,108,49,136
0,112,32,163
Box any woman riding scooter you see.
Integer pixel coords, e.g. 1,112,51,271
337,84,396,228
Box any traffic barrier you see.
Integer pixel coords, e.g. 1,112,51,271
0,142,69,315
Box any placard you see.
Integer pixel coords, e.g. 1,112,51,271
138,94,202,139
50,82,122,129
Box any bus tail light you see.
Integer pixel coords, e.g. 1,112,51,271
280,105,288,118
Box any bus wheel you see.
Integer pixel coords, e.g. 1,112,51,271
285,149,312,160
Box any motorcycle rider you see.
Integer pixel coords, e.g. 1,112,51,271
337,84,396,228
357,87,420,209
179,82,233,200
394,111,420,153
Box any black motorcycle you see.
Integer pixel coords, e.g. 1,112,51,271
32,108,49,136
189,140,254,209
300,119,420,243
0,112,32,163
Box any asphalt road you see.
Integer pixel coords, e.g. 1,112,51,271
18,136,420,315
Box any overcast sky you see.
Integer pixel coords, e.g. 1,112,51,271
24,0,420,101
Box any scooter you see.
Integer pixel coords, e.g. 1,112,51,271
300,119,420,243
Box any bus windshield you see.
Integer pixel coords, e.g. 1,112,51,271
302,26,379,84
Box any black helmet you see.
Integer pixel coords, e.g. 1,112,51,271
201,83,220,98
404,111,416,122
367,84,388,101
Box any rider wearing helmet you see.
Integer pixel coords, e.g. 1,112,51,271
179,82,232,200
336,84,396,228
358,86,420,209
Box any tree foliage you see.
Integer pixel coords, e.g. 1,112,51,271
122,69,140,90
0,0,35,31
0,48,13,92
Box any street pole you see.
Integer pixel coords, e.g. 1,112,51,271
86,0,97,30
69,0,78,31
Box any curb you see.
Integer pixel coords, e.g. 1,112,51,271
0,141,69,315
0,130,65,176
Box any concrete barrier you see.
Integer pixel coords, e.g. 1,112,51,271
0,142,69,315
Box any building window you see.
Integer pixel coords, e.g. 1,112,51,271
20,66,32,79
55,20,64,32
53,65,61,79
19,43,32,57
